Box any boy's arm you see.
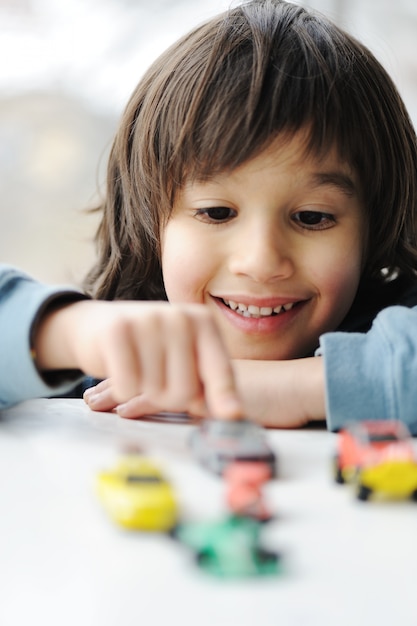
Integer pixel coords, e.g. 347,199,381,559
89,304,417,432
234,304,417,431
0,267,242,419
33,299,242,419
231,357,325,427
0,265,88,409
95,355,326,426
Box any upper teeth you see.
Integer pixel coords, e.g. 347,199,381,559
223,299,294,318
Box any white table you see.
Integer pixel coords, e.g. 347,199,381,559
0,399,416,626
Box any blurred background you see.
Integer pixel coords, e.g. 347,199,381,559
1,0,416,286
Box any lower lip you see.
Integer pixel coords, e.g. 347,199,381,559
213,298,305,334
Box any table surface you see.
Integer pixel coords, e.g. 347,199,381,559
0,399,416,626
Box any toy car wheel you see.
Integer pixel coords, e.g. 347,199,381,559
194,549,223,576
332,455,344,484
356,483,372,501
195,549,210,565
255,546,280,565
410,489,417,502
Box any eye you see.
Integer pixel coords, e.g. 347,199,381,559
194,206,237,223
292,210,336,230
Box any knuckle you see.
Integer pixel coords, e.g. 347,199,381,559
150,385,200,412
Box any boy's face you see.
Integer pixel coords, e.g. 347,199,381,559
161,131,366,360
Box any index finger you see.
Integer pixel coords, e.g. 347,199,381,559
193,312,243,420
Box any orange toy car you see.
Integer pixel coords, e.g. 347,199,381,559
334,420,417,501
224,461,273,521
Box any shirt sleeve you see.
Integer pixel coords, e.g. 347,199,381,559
319,305,417,435
0,264,88,409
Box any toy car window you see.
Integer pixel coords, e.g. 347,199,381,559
235,453,274,463
126,475,162,484
368,433,398,443
354,429,369,444
212,422,243,436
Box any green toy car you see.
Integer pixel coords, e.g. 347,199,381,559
174,514,281,578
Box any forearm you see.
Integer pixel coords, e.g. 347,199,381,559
34,299,94,371
232,357,325,428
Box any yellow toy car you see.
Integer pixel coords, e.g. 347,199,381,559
96,455,178,531
334,420,417,501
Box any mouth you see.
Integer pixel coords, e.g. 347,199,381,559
220,298,299,319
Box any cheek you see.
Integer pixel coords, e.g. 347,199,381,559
314,239,364,318
161,223,211,304
325,265,361,302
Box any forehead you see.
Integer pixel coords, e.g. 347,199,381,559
187,129,361,198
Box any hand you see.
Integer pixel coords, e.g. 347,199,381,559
83,356,326,428
83,377,196,418
33,300,242,420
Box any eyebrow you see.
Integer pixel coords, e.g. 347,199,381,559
311,172,357,197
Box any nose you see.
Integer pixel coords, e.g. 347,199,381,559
228,222,295,283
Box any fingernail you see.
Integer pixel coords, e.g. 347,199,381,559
85,393,99,406
116,405,135,419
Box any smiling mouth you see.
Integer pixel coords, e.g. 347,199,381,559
221,298,297,319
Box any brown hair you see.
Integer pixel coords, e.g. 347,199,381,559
84,0,417,300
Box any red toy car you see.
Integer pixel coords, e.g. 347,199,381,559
334,420,417,501
224,461,273,521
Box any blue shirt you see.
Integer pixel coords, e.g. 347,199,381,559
320,305,417,434
0,264,86,409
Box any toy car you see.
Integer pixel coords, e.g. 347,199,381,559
96,455,178,531
224,460,273,521
174,514,281,578
189,418,277,477
334,420,417,501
